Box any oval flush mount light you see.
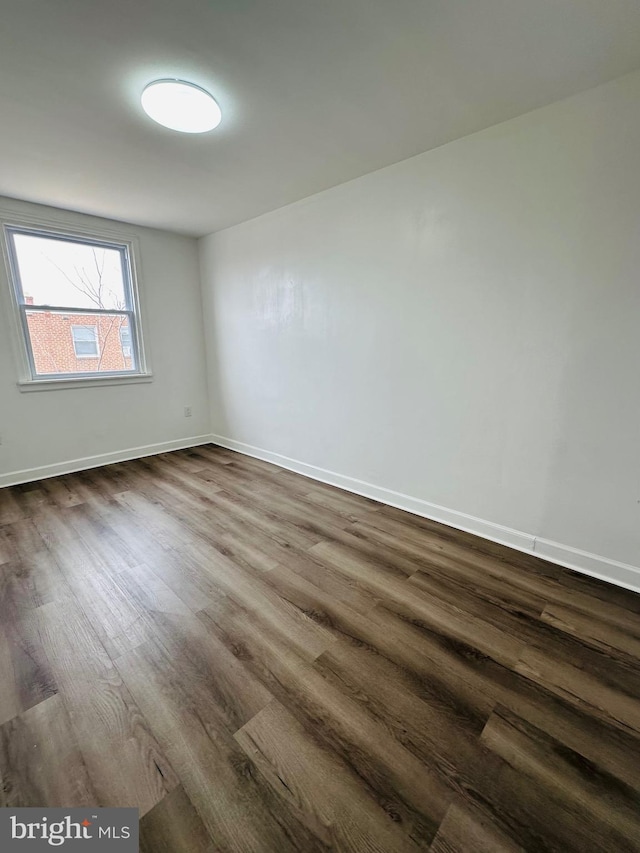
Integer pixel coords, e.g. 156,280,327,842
141,79,222,133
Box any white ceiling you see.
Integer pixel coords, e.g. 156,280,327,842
2,0,640,237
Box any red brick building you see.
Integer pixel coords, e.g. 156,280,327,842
25,297,132,375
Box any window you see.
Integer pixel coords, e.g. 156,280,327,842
119,324,132,358
72,325,99,358
3,223,148,385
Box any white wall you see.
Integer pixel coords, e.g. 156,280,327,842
0,197,211,483
199,69,640,583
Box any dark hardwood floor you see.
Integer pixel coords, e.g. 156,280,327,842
1,444,639,852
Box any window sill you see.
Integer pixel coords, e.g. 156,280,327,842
17,373,153,392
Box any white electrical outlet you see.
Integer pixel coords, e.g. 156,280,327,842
184,406,192,418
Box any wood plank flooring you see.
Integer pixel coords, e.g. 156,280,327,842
1,444,639,851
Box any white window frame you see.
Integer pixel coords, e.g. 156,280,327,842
0,212,152,391
71,324,100,358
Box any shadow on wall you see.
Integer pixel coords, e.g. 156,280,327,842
535,248,640,566
531,96,640,567
201,255,233,441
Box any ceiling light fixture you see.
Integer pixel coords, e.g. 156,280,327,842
141,79,222,133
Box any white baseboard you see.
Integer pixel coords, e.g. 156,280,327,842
531,538,640,595
3,429,637,596
0,435,213,488
211,432,640,596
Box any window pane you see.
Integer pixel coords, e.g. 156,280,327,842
72,326,98,342
71,325,99,357
119,324,132,358
26,310,136,375
12,232,128,310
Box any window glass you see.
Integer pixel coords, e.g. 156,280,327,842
12,232,128,310
71,324,99,357
4,225,144,381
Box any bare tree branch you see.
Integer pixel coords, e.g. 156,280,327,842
44,248,117,310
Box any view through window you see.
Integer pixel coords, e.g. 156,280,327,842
5,226,142,379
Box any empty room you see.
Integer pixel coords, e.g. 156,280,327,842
1,1,639,851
